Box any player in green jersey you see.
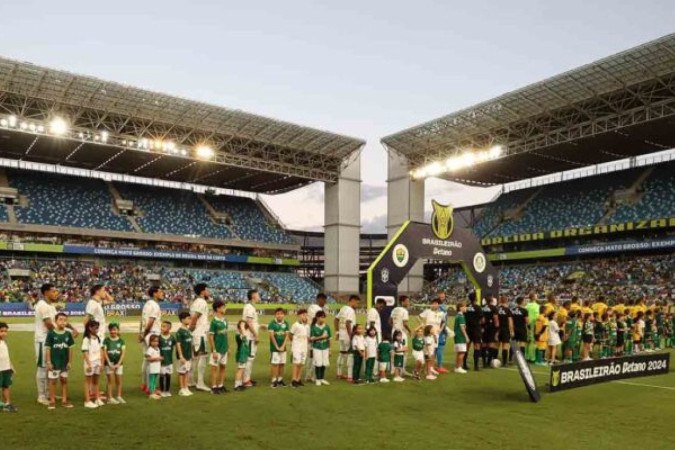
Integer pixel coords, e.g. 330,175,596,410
159,321,176,397
310,311,331,386
268,308,290,388
176,311,194,397
208,300,229,394
453,302,469,374
44,313,75,409
234,320,251,391
0,322,17,413
103,323,126,404
624,310,634,355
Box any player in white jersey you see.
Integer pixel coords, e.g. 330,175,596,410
242,289,260,387
139,286,163,392
389,295,412,375
334,295,359,381
34,284,58,405
419,298,445,375
367,298,386,341
189,283,211,391
305,293,327,380
85,284,113,342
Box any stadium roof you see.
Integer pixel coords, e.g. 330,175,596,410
0,57,365,193
382,33,675,185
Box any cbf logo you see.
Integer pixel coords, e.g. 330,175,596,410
551,369,560,387
380,268,390,283
392,244,409,268
431,200,454,240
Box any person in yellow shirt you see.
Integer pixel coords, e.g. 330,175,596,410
582,300,593,316
633,299,647,319
534,306,549,366
612,298,625,317
558,301,570,323
543,293,557,317
569,296,581,315
592,295,608,318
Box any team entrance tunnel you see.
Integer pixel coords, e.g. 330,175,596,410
366,205,500,309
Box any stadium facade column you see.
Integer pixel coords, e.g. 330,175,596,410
324,154,361,297
387,151,425,294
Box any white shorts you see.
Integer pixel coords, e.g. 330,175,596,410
161,365,174,375
236,362,247,369
35,342,48,369
177,360,192,374
412,350,424,363
454,343,467,353
209,352,228,367
378,362,389,372
292,350,307,365
106,365,124,376
271,352,287,365
339,337,351,352
84,361,102,376
313,348,330,367
249,340,258,359
48,369,68,380
193,336,206,354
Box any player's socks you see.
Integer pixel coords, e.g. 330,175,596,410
347,354,354,379
501,350,508,365
473,349,481,370
336,354,344,377
462,352,469,370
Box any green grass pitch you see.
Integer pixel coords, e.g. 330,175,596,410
0,315,674,450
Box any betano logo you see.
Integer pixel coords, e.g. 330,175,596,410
431,200,454,240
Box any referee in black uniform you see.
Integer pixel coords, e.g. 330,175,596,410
463,292,483,371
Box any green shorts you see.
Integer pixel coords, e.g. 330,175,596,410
394,354,404,368
0,370,12,389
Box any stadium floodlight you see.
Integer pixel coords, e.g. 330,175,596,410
489,145,503,158
20,121,28,130
411,144,506,179
196,145,214,160
101,131,109,143
180,149,187,156
28,123,36,132
0,119,7,127
49,117,68,136
37,125,45,133
7,115,17,127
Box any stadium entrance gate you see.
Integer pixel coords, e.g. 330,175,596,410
366,201,499,308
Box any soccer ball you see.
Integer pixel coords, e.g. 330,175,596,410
491,359,502,369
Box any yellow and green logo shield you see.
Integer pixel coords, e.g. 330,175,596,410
431,200,454,240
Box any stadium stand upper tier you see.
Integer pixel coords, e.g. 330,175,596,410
1,169,294,245
425,254,673,302
0,258,322,304
473,161,675,238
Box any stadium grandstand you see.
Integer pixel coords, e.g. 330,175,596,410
381,33,675,302
0,56,365,306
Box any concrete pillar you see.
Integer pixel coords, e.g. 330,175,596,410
324,153,361,296
387,150,425,294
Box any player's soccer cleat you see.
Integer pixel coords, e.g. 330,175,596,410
84,401,98,409
195,384,211,392
437,367,449,374
149,393,162,400
320,379,330,386
291,380,299,388
234,386,246,392
108,398,120,404
95,399,105,407
315,380,322,386
297,381,305,387
271,381,279,389
4,404,18,413
413,373,421,381
379,378,390,383
454,367,467,374
161,391,173,397
425,375,437,381
178,389,190,397
393,376,405,382
140,384,150,395
211,387,221,395
116,397,127,404
48,402,56,410
62,402,74,408
277,380,287,387
37,397,50,406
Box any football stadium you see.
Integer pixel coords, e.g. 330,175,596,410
0,7,673,450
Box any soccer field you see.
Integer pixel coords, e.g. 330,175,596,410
0,316,674,450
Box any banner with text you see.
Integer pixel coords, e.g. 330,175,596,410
549,353,670,392
481,217,675,247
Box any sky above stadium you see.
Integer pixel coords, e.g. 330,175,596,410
0,1,673,232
